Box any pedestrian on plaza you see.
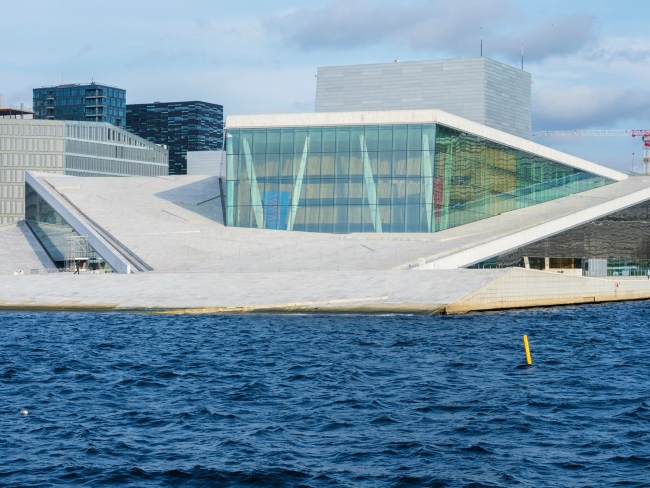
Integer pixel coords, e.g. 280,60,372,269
74,261,80,275
646,269,649,280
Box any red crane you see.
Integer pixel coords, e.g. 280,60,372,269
533,130,650,175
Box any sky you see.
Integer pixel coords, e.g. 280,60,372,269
2,0,650,172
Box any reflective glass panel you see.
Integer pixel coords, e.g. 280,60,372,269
226,124,613,234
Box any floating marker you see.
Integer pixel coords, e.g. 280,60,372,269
523,335,532,365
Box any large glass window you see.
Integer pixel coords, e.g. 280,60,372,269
432,125,612,231
226,124,613,234
24,183,113,271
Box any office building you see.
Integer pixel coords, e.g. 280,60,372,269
126,101,224,175
33,83,126,127
315,57,532,139
0,119,168,224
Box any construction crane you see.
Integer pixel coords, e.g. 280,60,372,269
533,130,650,175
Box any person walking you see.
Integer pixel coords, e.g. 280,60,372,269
74,261,80,275
646,269,649,280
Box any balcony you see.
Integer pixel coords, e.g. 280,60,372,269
85,107,107,115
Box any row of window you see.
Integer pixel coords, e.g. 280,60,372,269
0,184,24,199
65,155,167,177
66,124,165,153
0,123,64,137
66,139,168,165
0,200,23,216
35,97,127,108
228,125,438,156
0,154,63,169
34,87,125,99
0,137,64,153
46,107,126,117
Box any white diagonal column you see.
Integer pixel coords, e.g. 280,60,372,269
242,138,265,229
286,136,310,231
360,134,382,233
422,133,435,232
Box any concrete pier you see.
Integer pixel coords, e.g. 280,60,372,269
1,268,649,314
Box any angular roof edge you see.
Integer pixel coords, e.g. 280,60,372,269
226,109,627,182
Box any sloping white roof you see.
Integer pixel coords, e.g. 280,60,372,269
24,172,650,275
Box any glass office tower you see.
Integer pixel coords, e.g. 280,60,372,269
126,101,224,175
226,123,613,234
33,83,126,127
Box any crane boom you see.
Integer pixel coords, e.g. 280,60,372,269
533,129,650,175
533,130,650,137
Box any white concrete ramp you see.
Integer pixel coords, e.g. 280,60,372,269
0,223,56,275
26,173,650,275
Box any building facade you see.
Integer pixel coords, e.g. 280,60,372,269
225,110,622,234
472,198,650,276
0,119,168,224
315,57,532,140
33,83,126,127
126,101,224,175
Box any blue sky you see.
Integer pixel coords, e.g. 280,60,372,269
3,0,649,171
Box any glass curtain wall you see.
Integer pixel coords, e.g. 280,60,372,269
433,125,612,230
226,124,613,234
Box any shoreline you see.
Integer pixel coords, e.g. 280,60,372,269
2,268,650,315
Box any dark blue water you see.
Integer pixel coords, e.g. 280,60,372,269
1,304,650,487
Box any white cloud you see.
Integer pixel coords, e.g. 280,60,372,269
266,0,594,62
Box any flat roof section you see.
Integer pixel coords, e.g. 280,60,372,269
226,109,627,182
0,107,34,118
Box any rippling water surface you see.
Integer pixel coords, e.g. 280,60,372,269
1,304,650,486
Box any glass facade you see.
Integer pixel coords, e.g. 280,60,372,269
24,182,112,271
126,101,224,175
471,199,650,276
226,124,613,233
33,83,126,127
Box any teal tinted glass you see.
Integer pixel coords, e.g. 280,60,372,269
226,124,613,233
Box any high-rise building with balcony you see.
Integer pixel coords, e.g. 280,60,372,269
126,101,224,174
33,83,126,128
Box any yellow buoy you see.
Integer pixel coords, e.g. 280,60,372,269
523,335,532,365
